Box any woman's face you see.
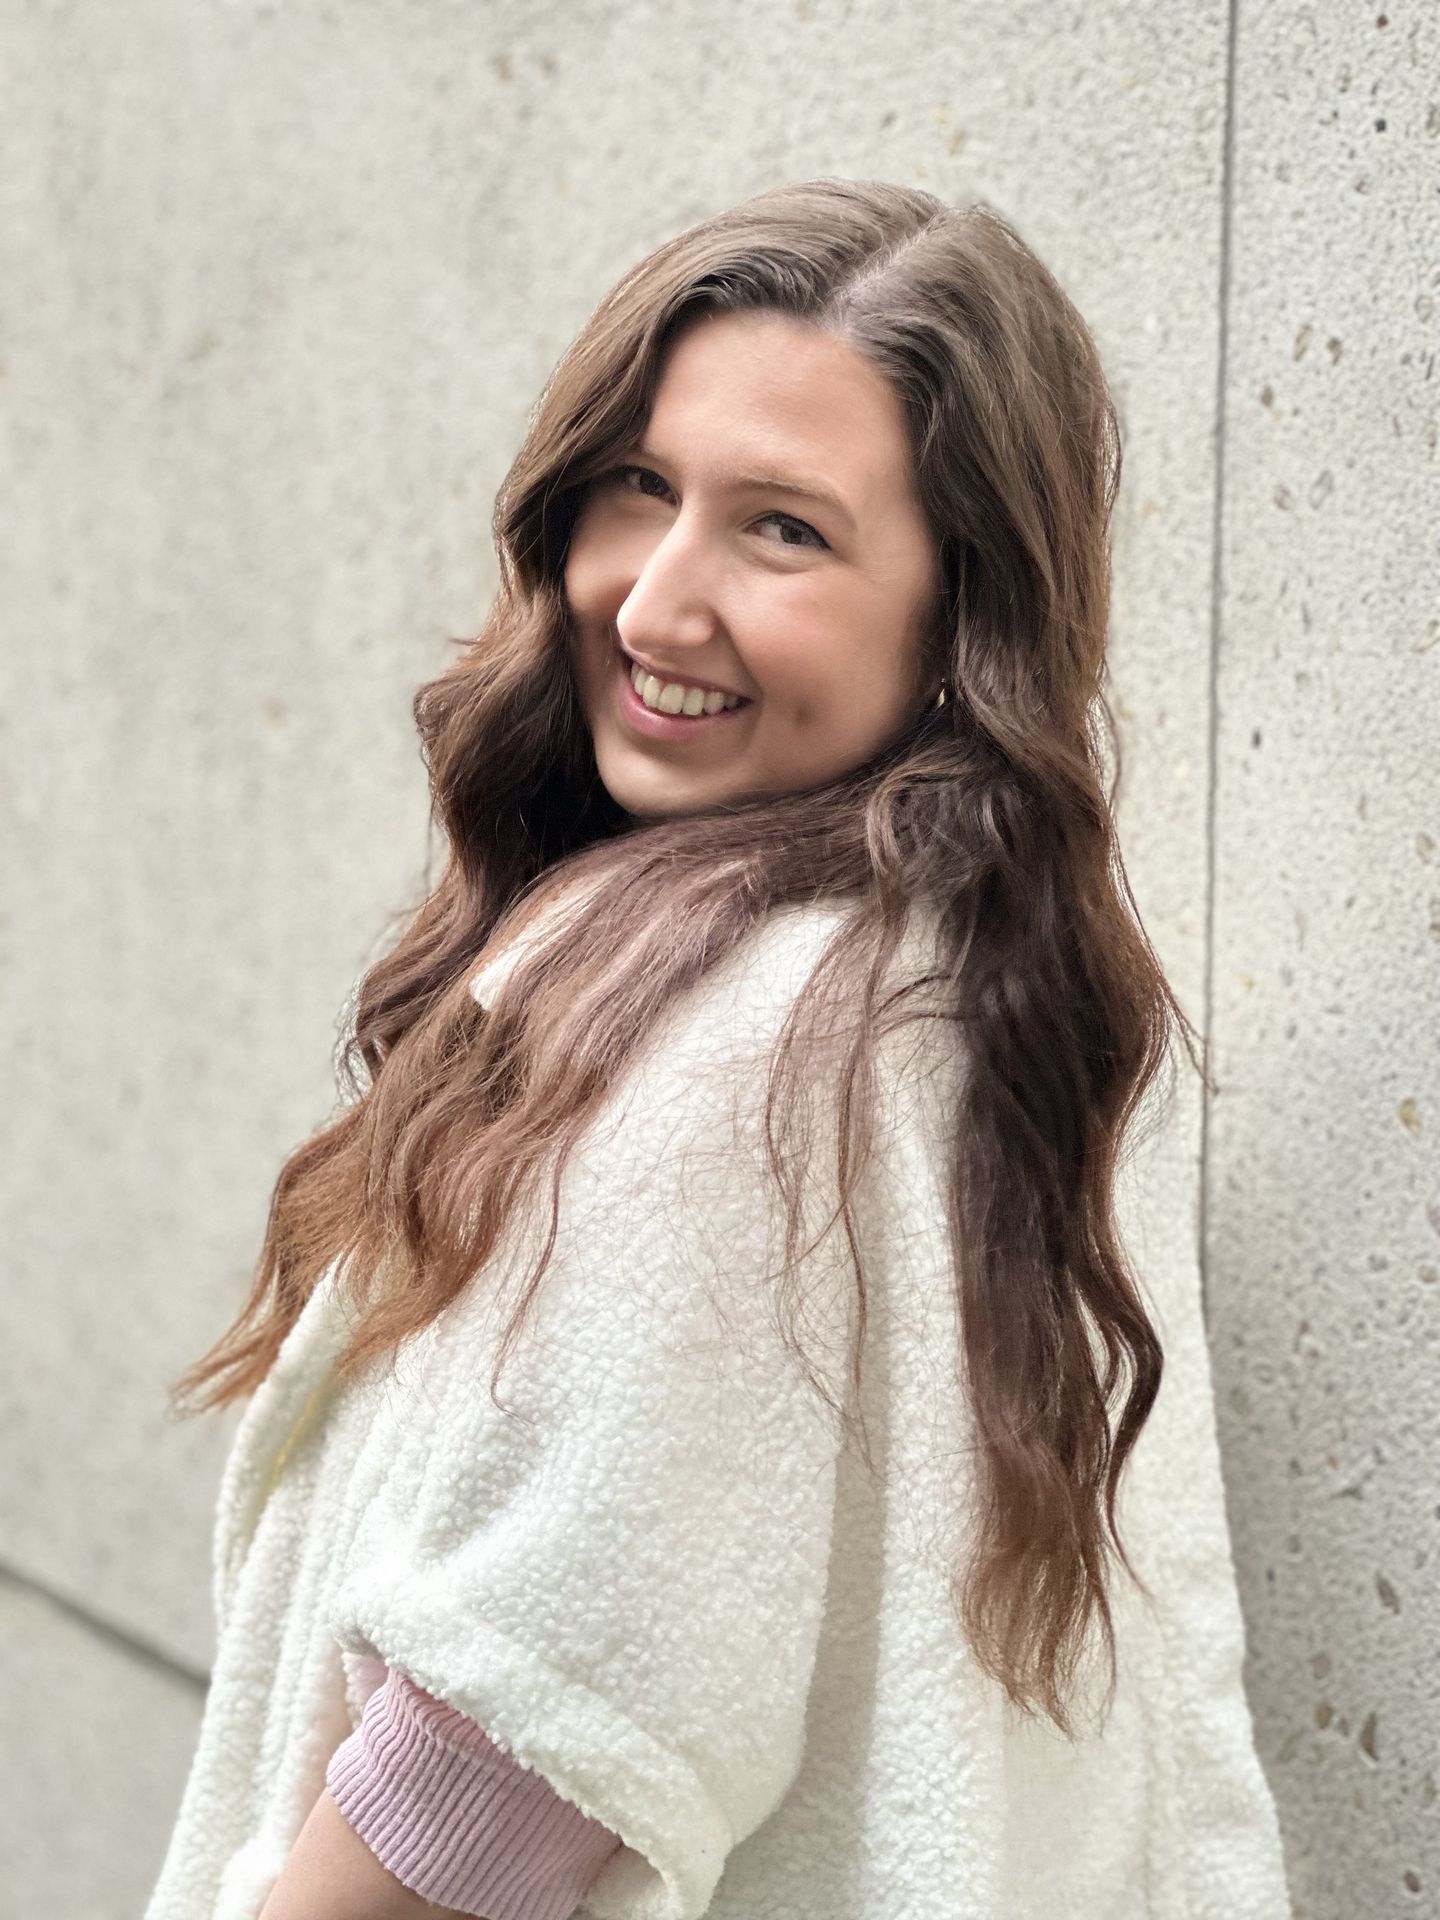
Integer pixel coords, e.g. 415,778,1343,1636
563,308,943,820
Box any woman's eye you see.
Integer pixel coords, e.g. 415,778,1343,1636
611,465,828,551
753,510,828,551
615,464,671,500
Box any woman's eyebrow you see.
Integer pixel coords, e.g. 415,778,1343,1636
629,444,857,532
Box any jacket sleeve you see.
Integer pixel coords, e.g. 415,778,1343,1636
324,907,886,1920
325,1665,623,1919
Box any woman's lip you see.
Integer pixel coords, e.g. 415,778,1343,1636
613,646,753,740
617,645,749,703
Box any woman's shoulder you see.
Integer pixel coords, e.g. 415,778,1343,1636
713,892,946,1003
658,893,950,1067
471,883,944,1021
467,883,956,1134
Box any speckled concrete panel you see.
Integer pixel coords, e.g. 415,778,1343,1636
2,0,1234,1805
1210,5,1440,1916
0,1575,204,1919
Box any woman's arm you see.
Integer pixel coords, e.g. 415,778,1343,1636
255,1787,466,1920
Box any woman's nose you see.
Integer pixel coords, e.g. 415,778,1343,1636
615,516,720,653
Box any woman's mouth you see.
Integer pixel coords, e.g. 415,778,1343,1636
614,646,753,742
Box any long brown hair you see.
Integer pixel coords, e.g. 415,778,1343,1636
171,177,1201,1738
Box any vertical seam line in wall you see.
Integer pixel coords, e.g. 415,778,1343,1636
1199,0,1241,1334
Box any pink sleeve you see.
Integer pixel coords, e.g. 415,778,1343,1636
325,1664,624,1920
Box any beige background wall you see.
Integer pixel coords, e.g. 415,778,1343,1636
1,3,1434,1915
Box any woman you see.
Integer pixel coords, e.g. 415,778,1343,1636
146,177,1291,1919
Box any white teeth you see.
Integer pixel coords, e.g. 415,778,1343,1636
629,660,742,715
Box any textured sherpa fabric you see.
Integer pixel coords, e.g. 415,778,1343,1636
144,891,1292,1920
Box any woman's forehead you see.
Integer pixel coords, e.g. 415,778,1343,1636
642,311,922,521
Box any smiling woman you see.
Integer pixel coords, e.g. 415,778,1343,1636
564,309,943,819
150,176,1292,1920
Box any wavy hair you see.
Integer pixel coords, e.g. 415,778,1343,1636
171,177,1202,1738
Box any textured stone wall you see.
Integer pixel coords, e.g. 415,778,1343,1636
1207,4,1439,1912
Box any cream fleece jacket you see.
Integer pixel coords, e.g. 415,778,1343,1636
144,891,1291,1919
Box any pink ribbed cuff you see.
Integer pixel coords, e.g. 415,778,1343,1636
325,1666,623,1920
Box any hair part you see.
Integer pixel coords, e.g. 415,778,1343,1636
172,177,1203,1740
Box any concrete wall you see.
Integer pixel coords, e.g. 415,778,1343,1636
0,2,1433,1913
1207,3,1440,1909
